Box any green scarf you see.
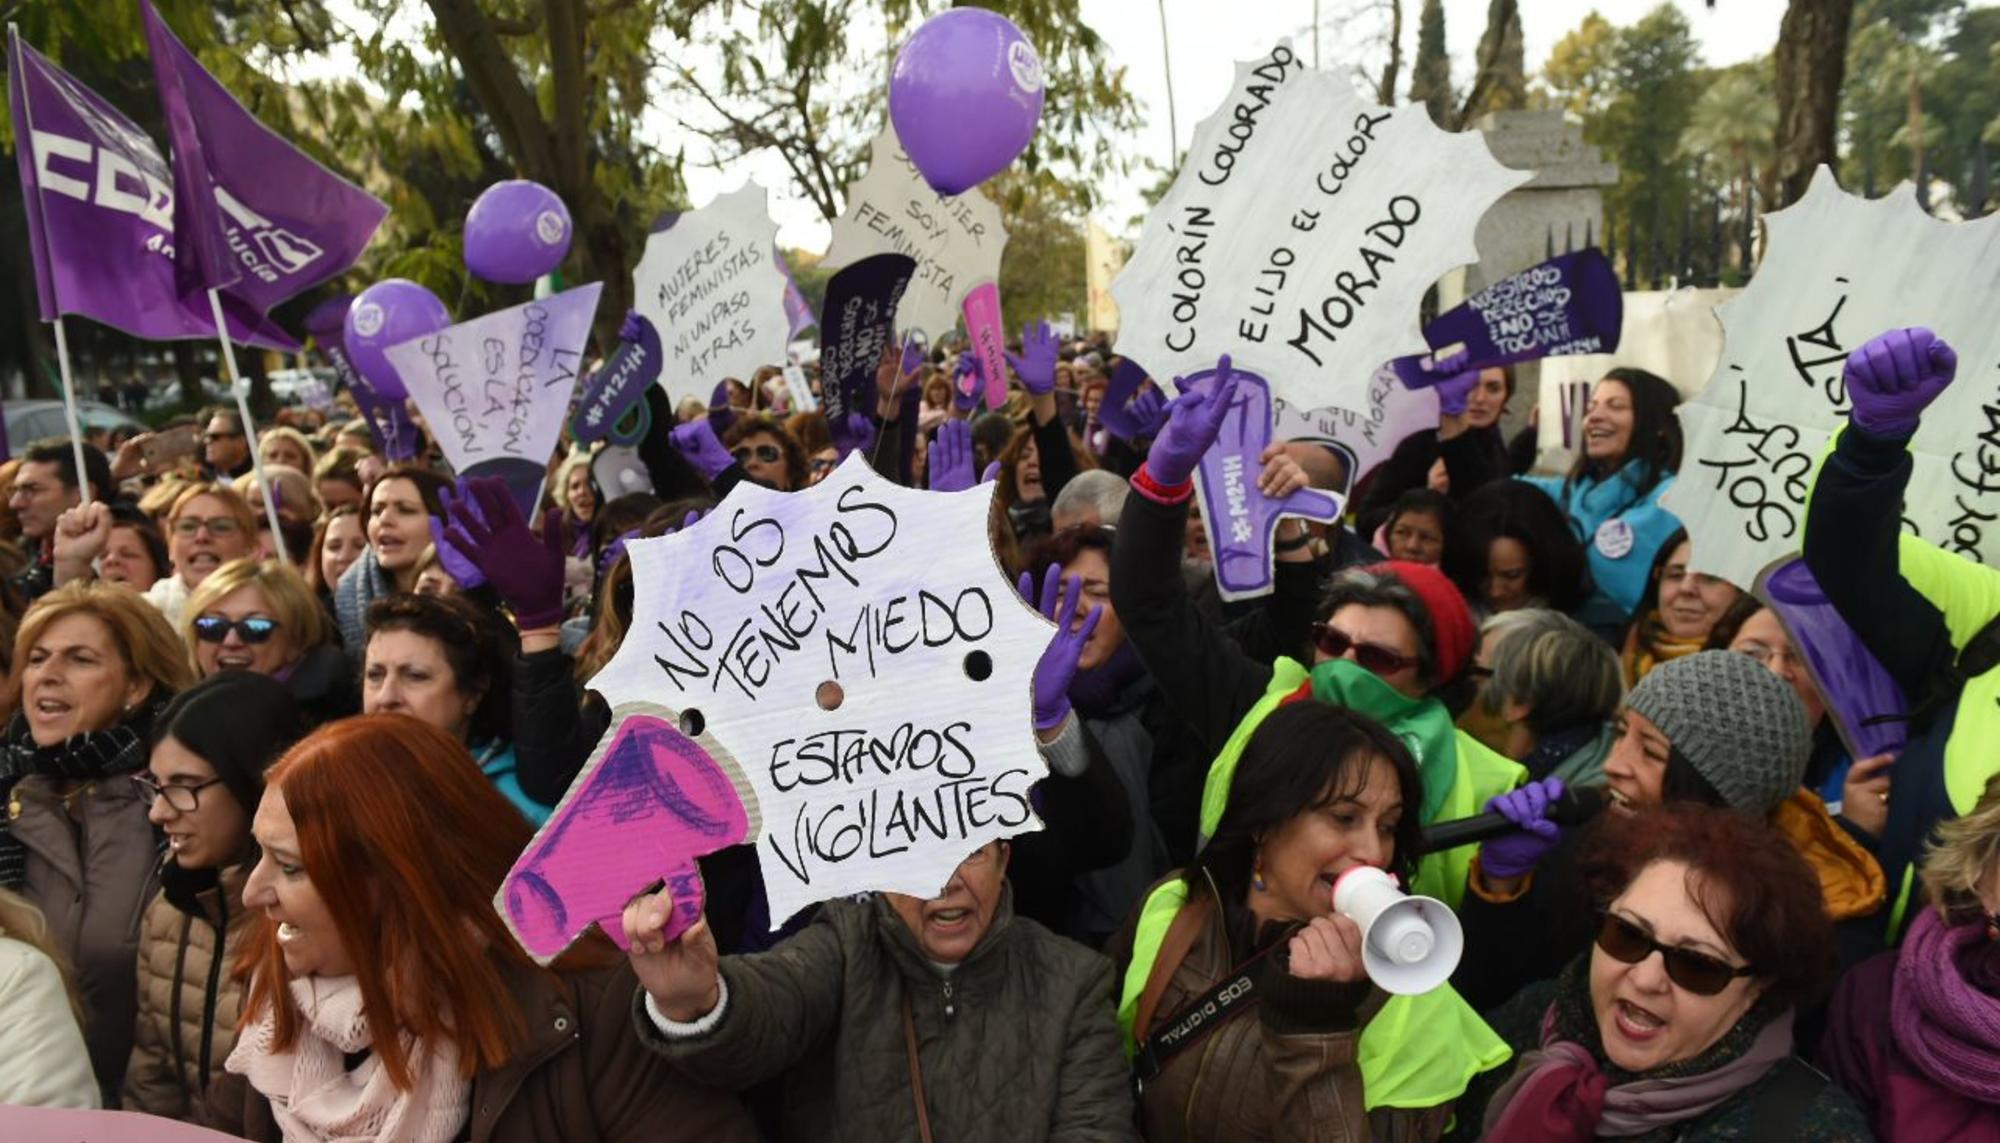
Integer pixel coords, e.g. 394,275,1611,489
1306,658,1459,825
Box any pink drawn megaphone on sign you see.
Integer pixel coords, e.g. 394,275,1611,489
498,708,755,962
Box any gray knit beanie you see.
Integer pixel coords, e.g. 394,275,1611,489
1624,650,1812,815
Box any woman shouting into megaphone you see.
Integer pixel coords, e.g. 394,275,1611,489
1109,702,1509,1141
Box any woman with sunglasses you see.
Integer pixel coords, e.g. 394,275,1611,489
180,559,358,728
1454,650,1821,1011
1461,803,1871,1142
1111,357,1528,909
125,673,305,1118
1821,771,2000,1140
722,415,808,491
0,583,193,1101
206,715,758,1141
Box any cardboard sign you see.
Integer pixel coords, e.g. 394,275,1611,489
961,280,1009,409
784,363,818,413
1660,169,2000,587
1186,367,1346,599
0,1107,245,1142
1756,557,1908,761
387,283,600,506
824,126,1007,339
573,313,661,446
633,182,790,402
501,704,754,959
560,454,1051,929
1393,248,1623,382
1110,44,1530,411
817,253,917,423
1271,363,1441,492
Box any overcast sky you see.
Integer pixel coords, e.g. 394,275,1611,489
686,0,1798,253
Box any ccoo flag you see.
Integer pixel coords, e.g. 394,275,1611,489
7,28,296,347
140,0,386,315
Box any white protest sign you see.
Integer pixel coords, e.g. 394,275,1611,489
386,283,601,475
1660,169,2000,588
783,364,818,412
586,453,1052,924
1111,44,1530,411
633,182,791,403
1272,363,1441,492
823,126,1007,339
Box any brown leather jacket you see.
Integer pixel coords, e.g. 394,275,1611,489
1110,880,1452,1143
123,863,249,1117
10,769,162,1100
205,957,758,1142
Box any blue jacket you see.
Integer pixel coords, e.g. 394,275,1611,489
475,739,552,827
1520,463,1682,622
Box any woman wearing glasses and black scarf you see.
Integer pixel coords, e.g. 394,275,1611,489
1108,358,1528,911
124,673,305,1118
1455,803,1872,1142
178,559,358,728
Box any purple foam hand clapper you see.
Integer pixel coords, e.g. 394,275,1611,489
1758,557,1909,760
572,312,662,446
499,708,752,961
1185,365,1345,601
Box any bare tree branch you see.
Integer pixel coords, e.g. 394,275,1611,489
1452,0,1517,128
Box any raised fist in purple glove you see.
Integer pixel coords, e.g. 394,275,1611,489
1477,776,1567,881
1145,355,1241,487
1844,326,1957,438
1004,320,1061,396
929,419,977,493
1018,564,1103,731
440,477,567,629
671,419,736,481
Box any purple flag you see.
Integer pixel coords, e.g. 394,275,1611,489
142,1,386,312
7,29,294,347
301,294,419,461
1758,557,1909,761
1391,248,1622,386
775,248,817,337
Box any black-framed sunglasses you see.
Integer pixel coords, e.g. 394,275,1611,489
131,774,225,812
732,444,783,465
1595,912,1754,996
1311,622,1419,676
192,615,280,645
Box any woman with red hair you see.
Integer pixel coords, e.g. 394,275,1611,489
204,714,755,1142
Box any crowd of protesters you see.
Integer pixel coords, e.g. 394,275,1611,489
0,321,1992,1142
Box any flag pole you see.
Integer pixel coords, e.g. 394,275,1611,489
206,288,290,565
49,318,94,508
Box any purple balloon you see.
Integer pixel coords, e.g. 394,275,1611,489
344,279,452,401
889,9,1045,196
464,179,573,284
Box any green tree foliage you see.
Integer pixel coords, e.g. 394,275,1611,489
1683,60,1776,221
989,171,1086,329
1539,12,1619,120
1408,0,1452,125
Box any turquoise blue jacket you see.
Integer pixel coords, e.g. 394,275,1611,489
476,739,553,827
1520,463,1682,621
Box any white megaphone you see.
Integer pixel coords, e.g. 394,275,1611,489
1331,866,1462,995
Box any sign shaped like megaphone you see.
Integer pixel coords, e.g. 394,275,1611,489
1332,866,1462,995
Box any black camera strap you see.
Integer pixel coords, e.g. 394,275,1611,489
1133,938,1287,1089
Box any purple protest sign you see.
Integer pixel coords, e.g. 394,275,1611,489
500,707,751,960
7,30,295,348
961,280,1008,409
1391,248,1622,386
817,253,916,422
1757,557,1909,761
776,248,817,336
573,313,661,446
1184,366,1346,600
301,294,420,460
141,1,386,312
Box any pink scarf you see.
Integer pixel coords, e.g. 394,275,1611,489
1482,1003,1795,1141
224,975,469,1143
1891,907,2000,1104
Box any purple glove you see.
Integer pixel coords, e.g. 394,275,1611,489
1100,361,1170,441
1144,354,1241,487
428,515,489,589
671,419,735,481
1844,326,1957,438
1004,320,1060,396
981,460,1001,484
1476,776,1567,881
828,411,875,459
1018,565,1102,731
705,380,738,436
1423,352,1481,417
929,419,976,492
440,478,567,629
